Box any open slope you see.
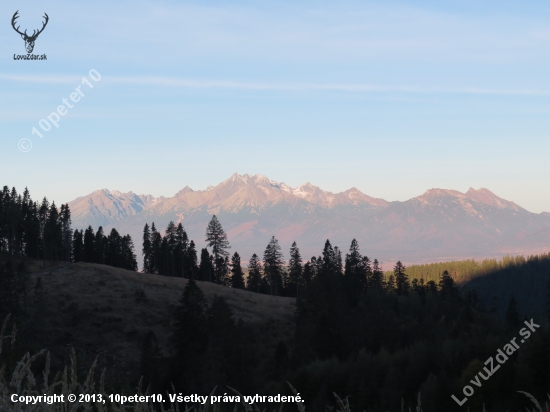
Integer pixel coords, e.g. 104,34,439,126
22,260,295,388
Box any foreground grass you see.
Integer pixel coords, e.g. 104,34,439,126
1,315,549,412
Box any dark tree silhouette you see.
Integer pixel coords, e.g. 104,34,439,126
205,215,230,283
199,248,214,282
288,241,303,298
246,253,262,293
230,252,245,289
142,223,152,273
263,236,284,296
393,261,409,295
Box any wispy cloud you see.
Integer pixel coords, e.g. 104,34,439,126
1,74,549,96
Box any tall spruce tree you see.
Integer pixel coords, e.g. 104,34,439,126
344,239,366,304
205,215,230,284
288,241,303,298
246,253,262,293
44,202,62,260
439,270,458,299
83,226,95,263
334,246,343,274
230,252,245,289
72,229,84,262
121,234,138,271
371,259,384,291
394,261,409,295
174,223,189,278
385,274,396,294
142,223,152,273
321,240,337,274
263,236,284,296
199,248,214,282
302,261,314,299
95,226,106,264
150,223,162,274
186,240,198,279
59,204,72,261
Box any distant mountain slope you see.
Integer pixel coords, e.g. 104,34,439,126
68,174,550,265
69,189,158,227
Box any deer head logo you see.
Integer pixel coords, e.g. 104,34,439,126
11,11,49,54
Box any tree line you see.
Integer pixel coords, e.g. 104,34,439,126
0,186,137,270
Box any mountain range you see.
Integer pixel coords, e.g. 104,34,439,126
68,173,550,266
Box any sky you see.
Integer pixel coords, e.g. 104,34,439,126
1,0,550,212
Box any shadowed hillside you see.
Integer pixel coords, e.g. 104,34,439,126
14,259,295,391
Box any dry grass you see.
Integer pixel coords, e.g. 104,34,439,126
2,312,550,411
18,260,295,389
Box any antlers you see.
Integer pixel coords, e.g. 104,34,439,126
11,11,25,36
11,11,49,39
33,13,49,39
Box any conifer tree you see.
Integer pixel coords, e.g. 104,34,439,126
246,253,263,293
263,236,284,296
142,223,152,273
214,255,230,285
83,226,95,263
321,240,337,274
72,229,84,262
121,234,138,271
371,259,384,291
344,239,367,304
199,248,214,282
230,252,245,289
302,261,314,300
38,197,49,265
438,270,458,299
59,204,72,261
288,241,303,298
44,202,62,260
385,274,396,294
105,228,122,267
426,280,438,294
205,215,230,283
186,240,198,279
345,239,362,275
165,221,177,250
393,261,409,295
174,223,189,277
150,223,162,274
334,246,343,274
95,226,106,264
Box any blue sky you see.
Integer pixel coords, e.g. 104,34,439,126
1,0,550,212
